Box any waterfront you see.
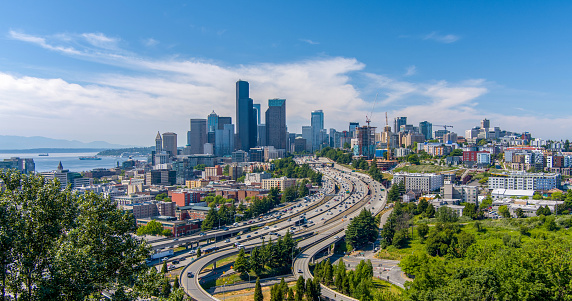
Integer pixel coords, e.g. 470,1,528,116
0,152,147,172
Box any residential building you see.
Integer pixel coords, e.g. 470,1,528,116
488,172,561,191
353,125,376,159
0,157,35,174
261,176,297,191
392,173,444,192
440,182,479,204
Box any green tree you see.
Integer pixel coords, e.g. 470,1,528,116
162,279,172,297
196,247,202,258
173,275,180,289
480,196,493,210
498,205,511,218
417,224,430,241
254,278,264,301
425,203,436,218
515,208,525,218
346,209,378,248
295,276,305,301
234,248,249,275
0,170,150,301
137,219,165,236
436,206,458,223
463,203,478,220
287,287,295,301
161,261,168,274
162,229,172,236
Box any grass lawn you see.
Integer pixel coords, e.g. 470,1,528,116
393,164,458,173
372,278,404,295
212,281,296,301
376,216,572,261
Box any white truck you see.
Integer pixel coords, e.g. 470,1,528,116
150,249,174,260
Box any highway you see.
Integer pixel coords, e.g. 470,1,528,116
179,156,386,300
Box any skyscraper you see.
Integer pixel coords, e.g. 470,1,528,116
302,126,313,152
155,131,162,152
311,110,324,152
253,103,261,125
189,119,207,154
266,98,287,150
394,117,407,133
215,123,235,157
419,121,433,140
481,118,490,130
236,80,257,151
207,111,219,133
349,122,359,138
162,132,178,157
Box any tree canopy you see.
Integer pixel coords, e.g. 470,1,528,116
0,169,151,300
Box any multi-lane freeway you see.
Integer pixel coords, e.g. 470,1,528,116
179,156,387,300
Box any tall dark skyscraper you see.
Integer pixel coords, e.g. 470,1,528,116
162,132,177,157
189,119,207,154
266,98,286,150
236,80,256,151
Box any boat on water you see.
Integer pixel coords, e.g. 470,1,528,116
79,156,102,160
38,153,49,156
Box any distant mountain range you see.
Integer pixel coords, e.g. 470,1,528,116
0,135,136,150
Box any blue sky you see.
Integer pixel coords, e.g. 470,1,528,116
1,1,571,146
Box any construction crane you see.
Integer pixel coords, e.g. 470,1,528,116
365,93,378,126
433,124,454,131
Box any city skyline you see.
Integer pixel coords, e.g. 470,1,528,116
1,1,572,146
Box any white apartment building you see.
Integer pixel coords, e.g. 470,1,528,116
392,173,444,192
476,152,491,165
261,176,297,191
488,172,560,191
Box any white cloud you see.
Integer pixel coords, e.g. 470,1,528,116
8,30,81,55
404,65,416,76
5,30,568,145
143,38,159,47
300,39,319,45
424,31,460,43
81,32,119,49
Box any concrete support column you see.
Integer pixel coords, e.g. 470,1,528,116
213,261,217,269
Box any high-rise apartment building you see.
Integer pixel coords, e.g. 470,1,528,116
354,125,376,159
236,80,257,151
257,124,267,146
266,98,287,150
394,117,407,133
189,119,207,154
419,121,432,140
311,110,324,152
162,132,178,157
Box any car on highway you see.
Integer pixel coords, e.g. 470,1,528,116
298,269,303,273
172,238,179,241
225,239,231,243
187,271,194,278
